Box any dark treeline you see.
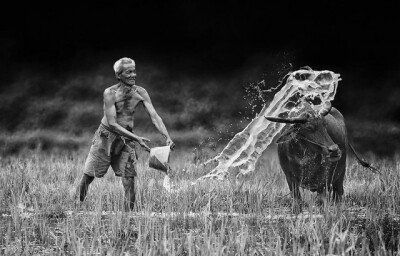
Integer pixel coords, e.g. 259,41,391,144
0,52,399,127
0,52,399,156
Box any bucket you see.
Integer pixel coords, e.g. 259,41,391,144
149,146,171,173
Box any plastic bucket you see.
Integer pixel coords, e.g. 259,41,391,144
149,146,170,173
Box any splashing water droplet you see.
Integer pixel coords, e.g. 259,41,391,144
163,175,171,191
199,68,341,181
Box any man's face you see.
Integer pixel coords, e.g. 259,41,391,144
117,63,136,85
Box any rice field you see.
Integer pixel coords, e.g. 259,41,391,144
0,145,400,255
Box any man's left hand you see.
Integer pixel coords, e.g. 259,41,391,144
138,137,151,152
166,138,175,151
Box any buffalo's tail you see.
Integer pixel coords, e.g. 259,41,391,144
348,142,382,175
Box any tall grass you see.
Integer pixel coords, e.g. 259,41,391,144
0,146,399,255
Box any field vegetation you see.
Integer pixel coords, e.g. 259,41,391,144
0,142,400,255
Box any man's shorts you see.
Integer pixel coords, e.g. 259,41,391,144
84,124,138,178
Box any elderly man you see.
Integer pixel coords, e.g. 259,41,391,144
77,57,175,211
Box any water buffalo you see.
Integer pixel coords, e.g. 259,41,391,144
265,102,378,213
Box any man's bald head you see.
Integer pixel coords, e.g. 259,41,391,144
113,57,135,78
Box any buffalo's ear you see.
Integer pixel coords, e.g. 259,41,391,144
276,126,296,144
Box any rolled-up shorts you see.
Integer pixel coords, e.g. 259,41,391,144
84,124,138,178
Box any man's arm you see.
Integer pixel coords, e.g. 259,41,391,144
103,89,150,151
140,88,175,149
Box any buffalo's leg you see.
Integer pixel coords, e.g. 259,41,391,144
122,177,136,211
329,168,345,203
287,181,302,214
79,174,95,201
330,156,346,204
331,181,344,203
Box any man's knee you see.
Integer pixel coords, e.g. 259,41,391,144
83,173,95,182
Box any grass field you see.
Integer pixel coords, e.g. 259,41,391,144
1,141,400,255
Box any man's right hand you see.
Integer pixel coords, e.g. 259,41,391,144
138,137,151,152
166,137,175,151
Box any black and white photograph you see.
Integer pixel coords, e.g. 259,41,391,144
1,2,399,255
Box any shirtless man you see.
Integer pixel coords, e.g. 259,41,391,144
77,57,175,211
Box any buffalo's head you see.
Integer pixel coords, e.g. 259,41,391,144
265,102,342,162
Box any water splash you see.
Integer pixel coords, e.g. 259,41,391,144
200,68,341,180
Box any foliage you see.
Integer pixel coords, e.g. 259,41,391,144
0,147,399,255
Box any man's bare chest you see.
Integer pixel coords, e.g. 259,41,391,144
114,90,143,113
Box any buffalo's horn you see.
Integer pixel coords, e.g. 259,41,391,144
318,101,332,116
265,116,307,124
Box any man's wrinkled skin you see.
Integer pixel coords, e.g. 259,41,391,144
78,59,175,211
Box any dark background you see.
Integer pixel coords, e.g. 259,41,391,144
2,2,399,78
1,2,399,155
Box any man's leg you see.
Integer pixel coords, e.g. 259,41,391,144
112,141,138,211
75,124,111,204
78,174,95,201
122,177,135,211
